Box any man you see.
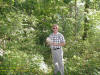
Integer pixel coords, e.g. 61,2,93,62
46,24,65,75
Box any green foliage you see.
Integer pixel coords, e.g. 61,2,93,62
63,0,72,4
64,39,100,75
0,50,50,75
0,0,100,75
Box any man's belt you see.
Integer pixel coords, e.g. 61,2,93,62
53,48,60,50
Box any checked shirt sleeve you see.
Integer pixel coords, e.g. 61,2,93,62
60,34,65,43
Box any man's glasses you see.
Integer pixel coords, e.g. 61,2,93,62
53,27,57,29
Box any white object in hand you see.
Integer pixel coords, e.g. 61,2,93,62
46,37,52,44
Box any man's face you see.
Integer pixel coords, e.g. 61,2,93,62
52,26,58,33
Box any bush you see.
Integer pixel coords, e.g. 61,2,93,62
0,50,51,75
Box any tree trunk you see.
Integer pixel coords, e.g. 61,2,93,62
74,0,78,37
82,0,90,40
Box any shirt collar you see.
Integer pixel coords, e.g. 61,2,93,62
53,32,59,35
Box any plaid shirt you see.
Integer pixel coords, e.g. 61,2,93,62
49,32,65,49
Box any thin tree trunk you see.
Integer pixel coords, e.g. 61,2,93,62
82,0,89,40
74,0,77,37
14,0,18,7
75,0,77,20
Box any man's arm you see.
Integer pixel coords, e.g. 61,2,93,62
58,42,66,46
51,42,65,46
46,38,65,46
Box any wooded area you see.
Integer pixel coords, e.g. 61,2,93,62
0,0,100,75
